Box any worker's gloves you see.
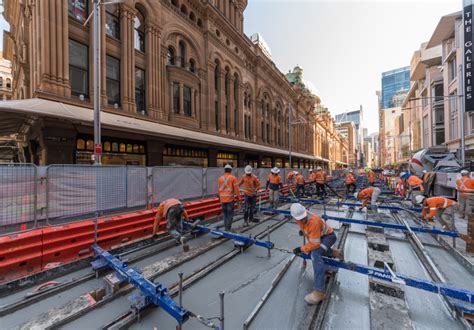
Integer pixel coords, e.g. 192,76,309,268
293,247,302,255
298,230,304,237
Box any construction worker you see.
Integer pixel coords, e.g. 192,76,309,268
153,198,189,251
354,186,381,212
287,170,298,196
456,170,474,219
416,195,458,229
218,164,241,231
314,166,327,198
367,169,377,186
239,165,261,226
295,171,306,197
401,172,425,205
308,169,316,195
345,169,357,195
290,203,343,305
266,167,282,208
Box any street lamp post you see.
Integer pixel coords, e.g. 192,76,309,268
93,0,101,165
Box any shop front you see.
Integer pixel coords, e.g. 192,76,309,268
163,145,208,167
75,136,146,165
217,151,238,167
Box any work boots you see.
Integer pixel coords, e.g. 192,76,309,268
304,290,326,305
332,248,344,260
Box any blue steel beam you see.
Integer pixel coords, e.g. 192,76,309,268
91,245,190,324
296,253,474,304
335,201,422,213
259,208,460,238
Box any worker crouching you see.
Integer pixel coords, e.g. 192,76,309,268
153,198,190,251
416,195,458,229
354,186,381,213
239,165,261,226
290,203,343,305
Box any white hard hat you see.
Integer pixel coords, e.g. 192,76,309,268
415,195,426,204
309,169,313,172
422,170,427,174
461,169,469,176
316,166,322,171
290,203,307,221
400,172,407,178
271,167,279,174
224,164,232,170
349,169,353,173
244,165,252,174
294,171,299,175
353,192,359,199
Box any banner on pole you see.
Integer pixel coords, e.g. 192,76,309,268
464,0,474,112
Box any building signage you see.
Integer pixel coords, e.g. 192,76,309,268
464,0,474,112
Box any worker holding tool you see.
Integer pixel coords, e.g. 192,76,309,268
314,166,327,198
266,167,283,209
153,198,190,251
345,169,357,195
308,169,316,195
401,172,425,205
295,171,306,197
354,186,381,212
367,168,377,186
239,165,261,226
456,170,474,220
290,203,343,305
287,170,298,196
218,164,241,231
416,195,458,229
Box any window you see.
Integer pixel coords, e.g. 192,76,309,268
135,68,146,114
197,19,203,27
134,12,145,52
449,92,458,140
0,77,3,87
189,59,196,73
69,39,89,97
471,113,474,134
179,41,186,68
105,5,120,39
6,79,11,89
167,47,175,65
189,12,196,22
448,58,457,82
106,56,120,106
68,0,88,23
173,83,180,113
183,86,192,116
171,0,179,7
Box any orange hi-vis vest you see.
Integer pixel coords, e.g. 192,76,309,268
295,174,305,185
267,174,282,190
367,171,376,183
314,170,327,184
357,187,375,207
456,176,474,196
218,173,240,203
407,175,424,191
345,173,356,184
298,214,334,254
287,171,297,181
153,198,189,234
239,174,260,196
421,197,458,220
309,172,317,182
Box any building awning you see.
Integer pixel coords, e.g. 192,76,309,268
0,98,316,161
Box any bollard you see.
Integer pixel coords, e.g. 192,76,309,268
178,272,184,308
219,291,225,330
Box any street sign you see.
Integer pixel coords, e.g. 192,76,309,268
95,143,102,155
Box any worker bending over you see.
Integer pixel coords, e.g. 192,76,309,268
345,169,357,195
456,170,474,220
354,186,381,212
153,198,189,251
218,164,241,231
416,195,458,229
290,203,343,305
239,165,260,226
295,172,306,197
266,167,282,209
401,172,424,205
287,170,298,196
314,166,327,198
308,169,316,194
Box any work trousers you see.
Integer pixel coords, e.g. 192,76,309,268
269,189,279,208
166,207,184,241
221,202,235,231
296,184,305,197
435,208,455,230
371,187,382,207
311,232,337,292
316,183,326,197
458,194,474,219
346,183,356,195
411,190,424,206
244,195,256,223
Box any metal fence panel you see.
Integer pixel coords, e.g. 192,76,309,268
47,165,127,220
255,168,271,186
0,164,37,226
126,166,147,208
205,167,224,196
152,167,203,204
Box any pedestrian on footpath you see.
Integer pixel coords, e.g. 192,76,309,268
345,169,357,195
239,165,260,226
218,164,241,231
153,198,190,251
456,170,474,220
266,167,282,208
295,171,306,197
314,167,327,198
354,186,381,213
290,203,343,305
416,195,458,229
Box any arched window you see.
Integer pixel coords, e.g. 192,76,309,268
0,77,3,87
189,59,196,73
197,19,203,27
180,4,187,14
190,12,196,21
104,142,111,152
76,139,85,150
179,41,186,68
167,46,175,65
7,78,12,89
86,140,94,151
234,74,239,135
134,10,145,52
171,0,179,7
225,68,231,133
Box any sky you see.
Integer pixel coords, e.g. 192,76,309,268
244,0,460,134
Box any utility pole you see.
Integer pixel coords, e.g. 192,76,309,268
460,64,466,165
288,103,292,168
93,0,102,164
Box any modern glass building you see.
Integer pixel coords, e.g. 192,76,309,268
381,66,410,109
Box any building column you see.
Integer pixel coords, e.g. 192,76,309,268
145,22,161,119
169,81,174,115
207,62,216,131
229,75,235,135
160,47,168,120
237,82,244,137
179,82,184,115
219,71,226,133
120,5,136,113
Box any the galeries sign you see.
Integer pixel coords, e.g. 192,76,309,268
464,0,474,112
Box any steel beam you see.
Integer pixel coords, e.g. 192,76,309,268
335,201,422,213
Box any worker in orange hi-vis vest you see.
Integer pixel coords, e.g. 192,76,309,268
295,172,306,197
456,170,474,219
314,166,327,198
401,172,424,205
367,169,376,185
354,186,381,212
287,170,298,196
153,198,190,251
266,167,283,209
345,169,357,195
218,164,241,231
239,165,260,226
416,195,458,229
308,169,316,195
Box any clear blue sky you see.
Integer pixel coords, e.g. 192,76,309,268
244,0,460,134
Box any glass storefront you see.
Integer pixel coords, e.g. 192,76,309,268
260,156,272,168
217,152,238,167
163,145,208,167
76,137,146,165
275,158,283,168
